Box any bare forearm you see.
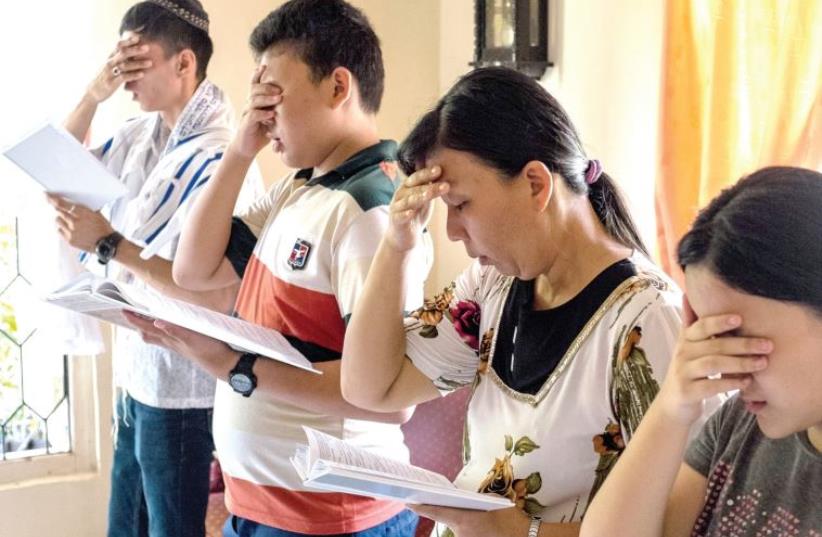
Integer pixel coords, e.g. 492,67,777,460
115,240,237,313
493,511,580,537
258,358,412,423
414,504,580,537
499,515,581,537
581,403,690,537
341,238,413,409
64,93,99,143
174,145,252,288
196,346,411,424
540,522,581,537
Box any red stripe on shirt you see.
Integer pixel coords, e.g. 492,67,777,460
235,255,345,352
223,473,405,534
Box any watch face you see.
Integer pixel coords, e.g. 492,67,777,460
98,242,114,258
230,374,253,393
96,234,119,264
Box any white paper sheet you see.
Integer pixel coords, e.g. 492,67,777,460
3,122,127,211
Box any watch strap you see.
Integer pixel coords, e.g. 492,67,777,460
527,516,541,537
229,352,258,397
231,352,259,374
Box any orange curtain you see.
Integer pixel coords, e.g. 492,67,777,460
656,0,822,276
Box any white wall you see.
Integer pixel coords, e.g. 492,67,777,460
541,0,664,259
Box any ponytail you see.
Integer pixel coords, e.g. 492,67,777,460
400,66,647,256
588,172,648,255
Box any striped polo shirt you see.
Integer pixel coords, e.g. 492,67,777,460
214,140,431,534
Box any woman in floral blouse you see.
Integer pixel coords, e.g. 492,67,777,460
341,67,719,537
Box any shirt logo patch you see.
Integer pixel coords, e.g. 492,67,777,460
287,239,312,270
379,160,399,182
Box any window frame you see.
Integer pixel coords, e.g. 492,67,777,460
0,348,110,490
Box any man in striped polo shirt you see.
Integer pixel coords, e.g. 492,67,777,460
126,1,430,536
48,2,259,535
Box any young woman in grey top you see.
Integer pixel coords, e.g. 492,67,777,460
582,167,822,536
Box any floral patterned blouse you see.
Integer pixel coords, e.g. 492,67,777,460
405,254,690,524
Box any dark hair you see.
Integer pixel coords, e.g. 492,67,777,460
399,67,647,255
678,166,822,316
249,0,384,114
119,0,213,81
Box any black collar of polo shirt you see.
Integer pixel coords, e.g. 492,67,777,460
296,140,398,187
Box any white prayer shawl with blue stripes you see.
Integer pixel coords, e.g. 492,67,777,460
92,79,234,262
87,80,247,408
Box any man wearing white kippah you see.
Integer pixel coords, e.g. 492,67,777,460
46,1,259,536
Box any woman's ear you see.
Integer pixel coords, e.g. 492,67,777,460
522,160,554,212
328,66,353,108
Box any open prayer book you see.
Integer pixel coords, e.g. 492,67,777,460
45,273,318,374
291,426,513,511
3,122,127,210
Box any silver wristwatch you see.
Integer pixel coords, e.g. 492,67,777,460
527,516,542,537
95,231,124,265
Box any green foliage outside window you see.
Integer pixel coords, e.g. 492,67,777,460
0,222,18,392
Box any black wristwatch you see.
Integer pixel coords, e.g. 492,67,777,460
228,352,258,397
95,231,124,265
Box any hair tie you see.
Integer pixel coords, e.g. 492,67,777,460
585,159,602,185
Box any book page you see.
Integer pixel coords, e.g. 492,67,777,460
290,446,310,481
45,275,148,329
45,293,144,328
115,281,318,374
46,274,142,312
295,427,513,510
3,122,127,210
48,271,96,296
45,274,318,374
303,427,453,488
95,281,138,305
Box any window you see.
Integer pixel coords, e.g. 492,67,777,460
0,208,107,487
0,217,71,460
0,1,111,488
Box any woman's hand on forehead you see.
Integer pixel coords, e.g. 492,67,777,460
385,166,448,252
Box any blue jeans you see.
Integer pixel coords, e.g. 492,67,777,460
223,509,419,537
107,394,214,537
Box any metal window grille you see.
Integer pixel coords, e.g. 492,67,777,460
0,217,71,460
